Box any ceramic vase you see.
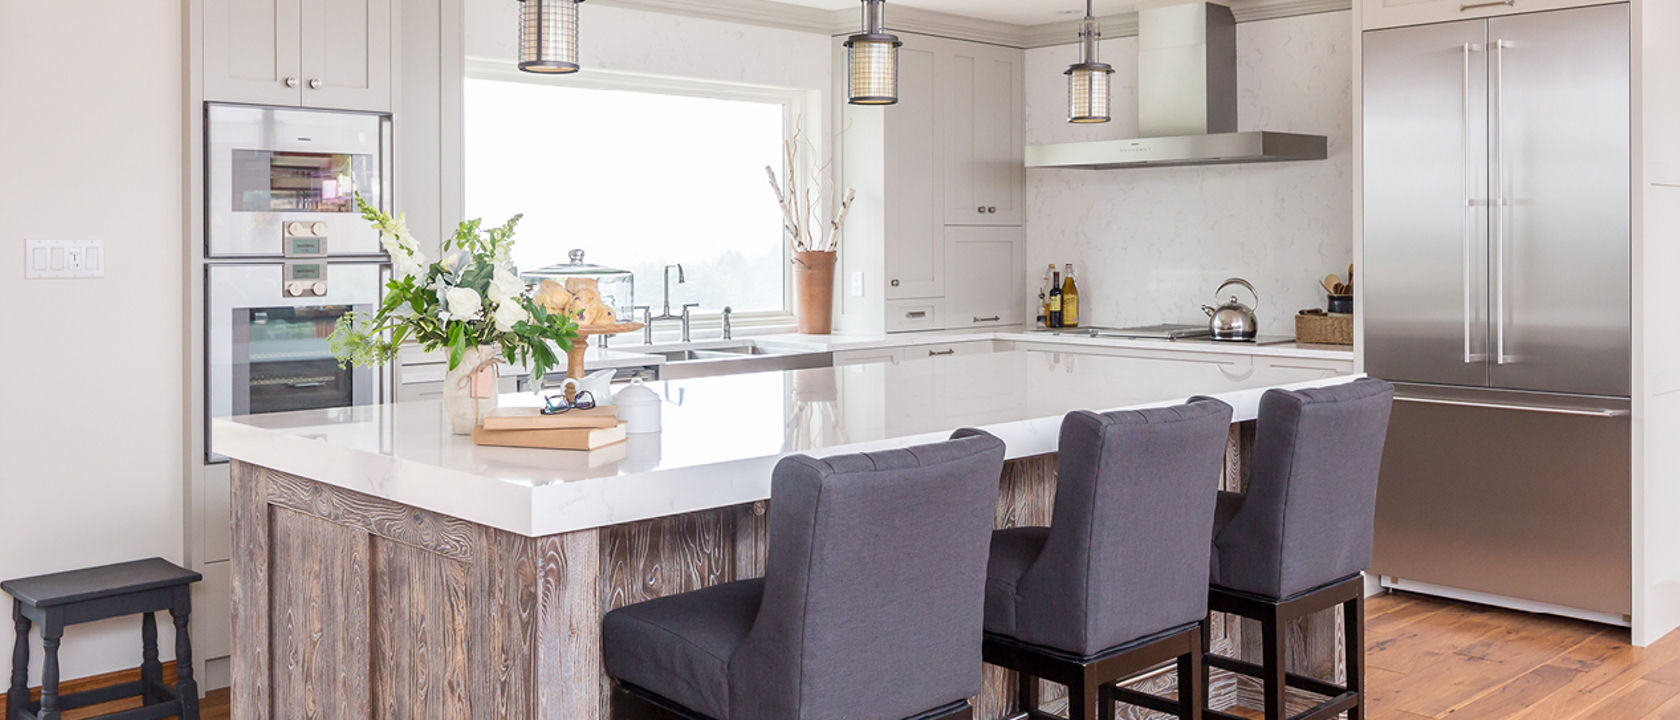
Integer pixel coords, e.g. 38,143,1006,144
442,345,501,435
793,250,837,335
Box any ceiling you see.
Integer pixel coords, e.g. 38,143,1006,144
773,0,1150,27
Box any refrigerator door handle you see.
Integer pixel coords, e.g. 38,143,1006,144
1463,42,1488,364
1492,39,1513,366
1395,395,1629,418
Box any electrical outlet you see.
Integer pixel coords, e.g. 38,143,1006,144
25,238,103,279
849,271,866,298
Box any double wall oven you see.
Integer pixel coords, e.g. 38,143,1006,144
204,103,393,463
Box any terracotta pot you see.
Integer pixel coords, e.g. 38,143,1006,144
793,251,837,335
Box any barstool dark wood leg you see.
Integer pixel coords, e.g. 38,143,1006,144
140,612,161,705
1198,616,1212,714
1261,609,1286,720
171,595,200,720
1067,680,1100,720
8,602,28,720
1015,671,1039,717
1345,591,1366,720
38,621,61,720
1180,626,1204,720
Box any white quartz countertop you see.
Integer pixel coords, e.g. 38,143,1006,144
216,350,1361,537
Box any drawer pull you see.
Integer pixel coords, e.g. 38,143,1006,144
906,310,928,319
928,349,957,357
1460,0,1513,10
973,315,1000,323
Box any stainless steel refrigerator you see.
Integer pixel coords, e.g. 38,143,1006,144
1363,3,1632,621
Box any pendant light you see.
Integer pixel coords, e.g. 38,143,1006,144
845,0,903,105
1066,0,1114,124
519,0,585,74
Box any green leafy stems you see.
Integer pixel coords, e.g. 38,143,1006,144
330,195,580,386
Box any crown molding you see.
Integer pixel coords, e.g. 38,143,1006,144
1018,0,1351,48
593,0,1352,49
590,0,837,35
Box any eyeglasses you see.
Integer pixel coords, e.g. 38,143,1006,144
541,390,597,415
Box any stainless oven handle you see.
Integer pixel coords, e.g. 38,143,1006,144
1397,396,1628,418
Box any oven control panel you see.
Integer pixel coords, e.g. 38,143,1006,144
283,222,330,297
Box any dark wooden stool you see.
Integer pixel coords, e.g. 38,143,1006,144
3,558,201,720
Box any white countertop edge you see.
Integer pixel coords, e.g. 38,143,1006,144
751,330,1354,362
217,373,1364,538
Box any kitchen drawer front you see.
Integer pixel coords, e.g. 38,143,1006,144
193,560,233,663
397,376,517,402
886,300,946,332
204,462,233,564
1254,355,1357,379
834,349,902,367
905,340,995,360
1011,341,1252,367
1361,0,1622,30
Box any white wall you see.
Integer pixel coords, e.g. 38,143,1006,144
0,0,186,684
1023,11,1353,334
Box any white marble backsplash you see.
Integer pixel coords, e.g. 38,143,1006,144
1024,11,1353,335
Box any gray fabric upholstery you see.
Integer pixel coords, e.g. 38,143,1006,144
985,399,1235,657
983,527,1049,638
602,579,765,719
604,430,1007,720
1211,378,1395,600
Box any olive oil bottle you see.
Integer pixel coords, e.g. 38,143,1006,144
1062,263,1080,328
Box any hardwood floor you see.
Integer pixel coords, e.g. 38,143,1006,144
1355,591,1680,720
34,591,1680,720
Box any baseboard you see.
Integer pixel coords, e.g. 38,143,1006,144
0,662,180,707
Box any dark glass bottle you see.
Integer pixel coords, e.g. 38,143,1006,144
1047,269,1064,328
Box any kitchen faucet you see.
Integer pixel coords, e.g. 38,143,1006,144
641,264,698,344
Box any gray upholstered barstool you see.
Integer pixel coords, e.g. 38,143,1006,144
1203,378,1394,720
602,429,1007,720
983,399,1235,720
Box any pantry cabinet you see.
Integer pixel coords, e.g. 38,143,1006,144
840,32,1026,332
1360,0,1622,30
203,0,392,112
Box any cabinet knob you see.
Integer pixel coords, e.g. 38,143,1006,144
307,78,322,90
891,279,901,287
284,77,299,88
978,206,987,214
987,207,998,214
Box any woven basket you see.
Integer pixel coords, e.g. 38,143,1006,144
1296,312,1353,345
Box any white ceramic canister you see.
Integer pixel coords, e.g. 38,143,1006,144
614,379,662,435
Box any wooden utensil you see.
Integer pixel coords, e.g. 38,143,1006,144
1322,274,1342,295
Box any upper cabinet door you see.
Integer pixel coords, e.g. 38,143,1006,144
941,40,1024,227
204,0,304,106
299,0,393,112
1361,0,1624,31
884,45,945,300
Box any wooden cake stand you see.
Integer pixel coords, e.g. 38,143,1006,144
562,321,645,401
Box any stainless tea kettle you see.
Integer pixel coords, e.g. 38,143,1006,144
1201,278,1259,342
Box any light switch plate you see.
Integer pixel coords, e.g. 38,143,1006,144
849,271,866,298
25,238,104,279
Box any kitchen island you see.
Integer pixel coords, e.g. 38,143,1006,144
215,350,1361,719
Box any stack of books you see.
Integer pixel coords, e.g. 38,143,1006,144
471,406,628,450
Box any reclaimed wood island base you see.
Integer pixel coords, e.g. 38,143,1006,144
219,353,1357,719
231,445,1343,719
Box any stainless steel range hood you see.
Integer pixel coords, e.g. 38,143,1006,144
1026,0,1327,170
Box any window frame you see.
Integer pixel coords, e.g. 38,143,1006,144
464,58,823,334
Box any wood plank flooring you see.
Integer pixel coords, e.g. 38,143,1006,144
40,590,1680,720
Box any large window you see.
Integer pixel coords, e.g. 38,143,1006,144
465,64,808,319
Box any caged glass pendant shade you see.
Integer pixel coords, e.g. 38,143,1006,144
1066,4,1114,124
519,0,585,74
845,0,903,105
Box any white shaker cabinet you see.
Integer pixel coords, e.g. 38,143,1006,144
883,44,946,301
203,0,392,112
938,40,1025,228
945,227,1023,329
1360,0,1622,30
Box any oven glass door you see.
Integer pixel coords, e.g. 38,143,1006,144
207,104,389,258
207,262,388,463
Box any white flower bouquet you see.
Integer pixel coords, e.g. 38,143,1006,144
330,197,579,384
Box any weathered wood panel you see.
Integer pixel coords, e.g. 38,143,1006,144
473,529,538,720
267,469,479,563
269,506,371,719
230,462,271,720
370,538,471,719
536,530,601,720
